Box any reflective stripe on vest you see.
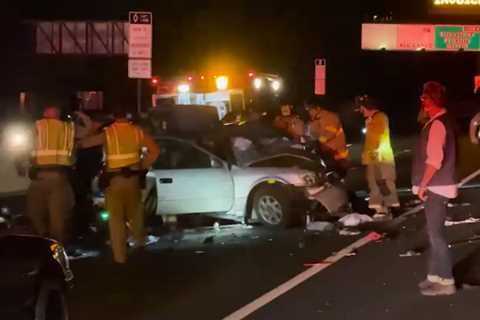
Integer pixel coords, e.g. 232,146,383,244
105,122,143,169
33,119,75,166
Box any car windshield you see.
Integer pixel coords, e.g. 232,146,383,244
230,136,318,168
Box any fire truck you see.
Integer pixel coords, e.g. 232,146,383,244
150,72,283,120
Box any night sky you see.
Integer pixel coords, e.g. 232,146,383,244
1,0,479,135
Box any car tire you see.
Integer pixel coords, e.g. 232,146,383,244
253,185,293,228
34,280,69,320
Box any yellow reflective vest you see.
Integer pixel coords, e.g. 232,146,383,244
105,121,144,169
32,119,75,166
362,111,395,165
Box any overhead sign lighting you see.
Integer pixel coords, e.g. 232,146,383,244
362,23,480,52
431,0,480,15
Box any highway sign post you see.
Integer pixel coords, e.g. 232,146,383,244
128,11,152,114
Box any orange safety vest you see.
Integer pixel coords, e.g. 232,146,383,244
32,119,75,166
104,121,144,169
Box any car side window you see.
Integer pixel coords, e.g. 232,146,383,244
153,139,213,169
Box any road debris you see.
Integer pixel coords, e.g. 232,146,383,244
213,222,221,232
306,221,335,232
447,202,472,208
339,213,373,227
195,250,206,254
399,250,422,257
339,229,361,236
68,249,101,261
445,217,480,227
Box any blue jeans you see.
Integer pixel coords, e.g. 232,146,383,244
425,191,453,279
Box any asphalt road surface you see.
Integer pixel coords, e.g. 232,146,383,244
68,187,480,320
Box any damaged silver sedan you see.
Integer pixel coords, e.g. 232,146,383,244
144,133,349,228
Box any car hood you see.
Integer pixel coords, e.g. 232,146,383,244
243,152,314,168
231,136,324,171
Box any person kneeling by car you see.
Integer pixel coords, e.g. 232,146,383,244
79,105,160,264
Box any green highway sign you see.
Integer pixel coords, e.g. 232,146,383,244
435,25,480,50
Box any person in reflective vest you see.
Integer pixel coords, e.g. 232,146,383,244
306,103,349,176
26,106,76,243
357,95,399,219
80,109,160,264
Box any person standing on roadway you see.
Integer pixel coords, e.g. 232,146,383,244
26,105,76,243
357,95,399,219
80,107,160,264
413,81,457,296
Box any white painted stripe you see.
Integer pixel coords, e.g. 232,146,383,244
223,232,381,320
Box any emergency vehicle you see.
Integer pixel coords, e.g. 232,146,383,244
150,72,283,120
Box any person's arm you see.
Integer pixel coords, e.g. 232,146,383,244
78,132,106,149
418,120,446,201
74,111,94,139
141,132,160,169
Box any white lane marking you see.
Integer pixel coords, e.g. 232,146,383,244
223,232,382,320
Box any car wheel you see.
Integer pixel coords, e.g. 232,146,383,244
34,280,69,320
253,185,293,228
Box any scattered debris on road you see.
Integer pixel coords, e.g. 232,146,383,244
445,217,480,227
399,250,422,258
339,213,373,227
339,229,361,236
306,221,335,232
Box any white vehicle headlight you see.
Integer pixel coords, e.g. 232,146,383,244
3,125,30,152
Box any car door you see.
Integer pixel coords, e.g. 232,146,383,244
151,138,235,215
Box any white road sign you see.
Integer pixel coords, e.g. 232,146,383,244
128,59,151,79
128,11,152,59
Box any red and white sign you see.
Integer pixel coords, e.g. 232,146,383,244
397,25,434,50
128,11,152,59
128,59,152,79
315,59,326,95
475,75,480,93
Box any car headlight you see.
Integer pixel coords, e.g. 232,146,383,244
50,243,74,282
302,173,317,187
3,125,31,153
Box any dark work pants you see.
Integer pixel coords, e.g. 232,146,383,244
425,191,453,280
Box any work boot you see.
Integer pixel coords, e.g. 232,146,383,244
420,282,456,296
418,278,435,290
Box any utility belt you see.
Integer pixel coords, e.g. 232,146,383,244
98,166,147,191
29,166,71,180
